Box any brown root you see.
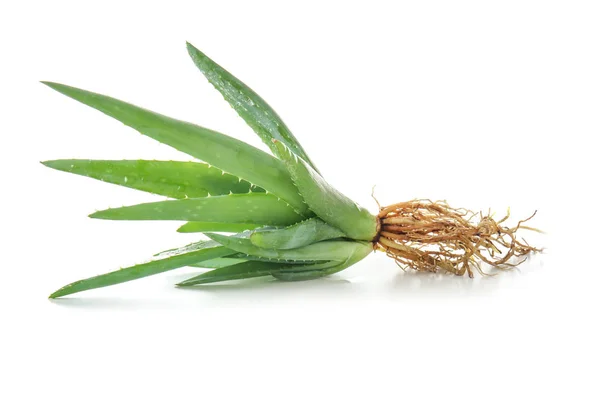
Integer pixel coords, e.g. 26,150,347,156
374,199,541,278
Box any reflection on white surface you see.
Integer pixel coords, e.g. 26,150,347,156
48,253,544,310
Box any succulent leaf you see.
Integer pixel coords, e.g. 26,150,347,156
89,193,304,226
190,258,248,268
40,45,386,297
42,159,263,199
205,233,372,262
49,245,235,298
272,241,372,281
273,140,377,241
250,218,345,249
177,221,261,233
186,42,320,173
176,260,331,286
41,82,309,214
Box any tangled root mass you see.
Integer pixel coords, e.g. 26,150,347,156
374,200,541,277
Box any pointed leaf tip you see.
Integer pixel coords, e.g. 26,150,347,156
41,159,263,200
42,80,308,214
41,81,62,91
40,160,63,170
47,243,236,298
88,210,107,219
186,42,320,173
86,194,304,225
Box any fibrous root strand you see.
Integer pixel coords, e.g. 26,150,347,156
374,200,541,278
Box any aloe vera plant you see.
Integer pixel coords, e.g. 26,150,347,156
43,43,539,298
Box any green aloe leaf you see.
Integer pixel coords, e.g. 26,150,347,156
228,254,322,264
42,82,309,214
187,43,320,173
273,140,377,241
250,218,345,249
270,265,342,281
177,221,261,233
190,258,247,268
176,260,329,286
90,193,304,226
49,245,235,298
42,160,264,199
153,238,226,257
272,240,372,281
154,232,249,258
205,233,372,262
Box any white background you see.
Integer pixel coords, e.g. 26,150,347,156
2,1,599,399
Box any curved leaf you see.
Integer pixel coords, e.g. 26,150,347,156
90,193,304,226
250,218,345,249
153,238,225,258
42,82,309,214
49,246,235,298
177,260,330,286
205,233,372,262
187,43,320,173
42,159,263,199
270,266,341,281
272,240,372,281
177,221,261,233
228,254,321,264
273,140,377,241
190,258,247,268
